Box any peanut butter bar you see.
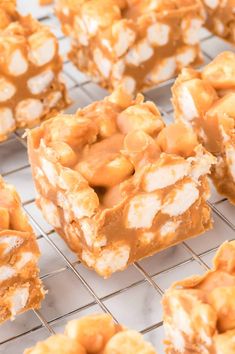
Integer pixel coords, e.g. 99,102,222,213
163,241,235,353
0,0,69,142
172,51,235,204
28,90,215,278
55,0,204,94
202,0,235,43
0,176,44,323
25,313,157,354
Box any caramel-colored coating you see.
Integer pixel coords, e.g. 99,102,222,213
56,0,204,93
0,176,44,324
25,314,157,354
172,51,235,204
163,241,235,354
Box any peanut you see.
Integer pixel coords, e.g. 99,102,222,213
156,122,198,157
76,134,134,187
117,103,164,136
48,141,78,167
44,115,98,149
65,314,117,353
202,51,235,89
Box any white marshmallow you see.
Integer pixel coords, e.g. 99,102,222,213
16,252,35,269
140,231,155,244
0,77,16,102
162,181,199,217
82,245,129,276
40,157,58,187
45,91,62,108
95,244,130,275
214,19,225,36
121,76,136,94
176,47,197,68
126,193,161,229
27,70,54,95
160,221,181,238
93,48,111,78
164,323,186,353
0,108,15,135
0,265,15,282
147,22,170,46
8,50,28,76
204,0,219,9
143,161,190,192
112,60,125,81
69,189,98,219
126,40,154,66
15,99,43,123
177,85,199,121
182,18,203,45
39,196,61,228
148,57,176,83
11,286,29,316
113,24,136,57
80,219,96,248
0,235,23,255
29,37,56,67
74,16,89,46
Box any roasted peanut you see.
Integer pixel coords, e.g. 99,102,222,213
117,103,164,136
44,115,98,149
65,314,117,353
48,141,78,167
156,122,198,157
75,134,134,187
208,286,235,332
102,185,124,208
202,51,235,89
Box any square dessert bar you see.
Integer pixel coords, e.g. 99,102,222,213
202,0,235,43
0,176,44,323
56,0,204,94
172,51,235,204
163,241,235,353
0,0,69,142
25,313,157,353
28,90,215,278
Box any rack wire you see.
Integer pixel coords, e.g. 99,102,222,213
0,3,235,353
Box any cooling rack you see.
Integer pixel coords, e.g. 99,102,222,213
0,2,234,353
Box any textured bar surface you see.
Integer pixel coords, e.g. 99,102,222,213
0,0,69,142
56,0,204,94
28,90,215,277
172,51,235,204
202,0,235,43
0,176,44,324
163,240,235,353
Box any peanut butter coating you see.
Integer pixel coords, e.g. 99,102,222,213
172,51,235,204
202,0,235,44
28,90,215,278
24,313,157,354
0,4,69,142
0,176,44,324
163,241,235,354
55,0,204,94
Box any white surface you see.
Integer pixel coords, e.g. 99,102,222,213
0,2,234,354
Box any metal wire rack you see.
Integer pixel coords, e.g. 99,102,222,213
0,2,235,353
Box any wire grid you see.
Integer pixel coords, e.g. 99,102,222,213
0,4,235,354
